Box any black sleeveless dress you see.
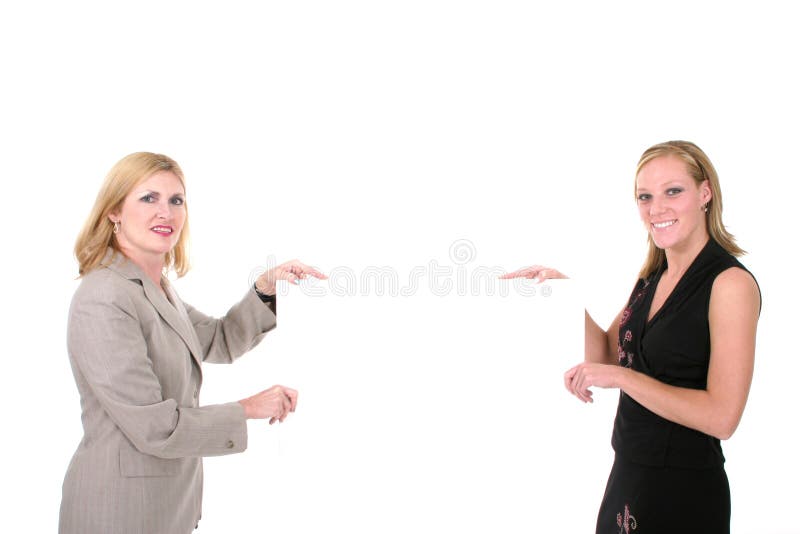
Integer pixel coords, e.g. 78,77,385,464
595,239,756,534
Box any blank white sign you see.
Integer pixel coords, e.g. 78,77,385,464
198,278,626,532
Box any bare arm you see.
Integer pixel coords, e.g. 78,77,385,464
585,309,622,365
567,267,760,440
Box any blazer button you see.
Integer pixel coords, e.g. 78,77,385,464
226,440,235,449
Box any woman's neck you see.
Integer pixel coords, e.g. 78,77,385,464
663,234,710,280
119,246,165,288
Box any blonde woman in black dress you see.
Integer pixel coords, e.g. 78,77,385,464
503,141,760,533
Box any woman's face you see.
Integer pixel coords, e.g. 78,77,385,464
110,171,186,264
635,155,711,252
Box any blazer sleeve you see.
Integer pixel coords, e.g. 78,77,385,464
182,287,277,364
68,282,248,459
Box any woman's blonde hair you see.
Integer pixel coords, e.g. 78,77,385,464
636,140,744,279
75,152,190,277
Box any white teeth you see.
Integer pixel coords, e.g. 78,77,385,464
152,227,172,233
653,220,676,229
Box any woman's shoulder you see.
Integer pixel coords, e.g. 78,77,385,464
72,265,140,311
713,264,759,289
711,266,761,312
706,238,760,301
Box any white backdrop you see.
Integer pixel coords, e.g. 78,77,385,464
0,1,796,532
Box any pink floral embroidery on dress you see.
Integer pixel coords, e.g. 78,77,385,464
617,342,634,367
616,504,638,533
619,308,632,327
617,277,653,369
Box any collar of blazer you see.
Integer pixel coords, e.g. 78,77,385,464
102,248,205,370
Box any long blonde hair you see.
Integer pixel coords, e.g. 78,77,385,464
636,140,744,279
75,152,191,277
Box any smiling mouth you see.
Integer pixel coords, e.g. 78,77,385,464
652,220,676,229
151,226,173,235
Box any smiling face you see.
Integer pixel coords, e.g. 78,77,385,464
109,170,186,268
635,155,711,252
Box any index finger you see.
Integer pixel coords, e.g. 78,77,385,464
563,365,579,392
303,267,328,280
292,261,328,280
499,267,537,280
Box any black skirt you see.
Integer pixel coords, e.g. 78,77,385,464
596,455,730,534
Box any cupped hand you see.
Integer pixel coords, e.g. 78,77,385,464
499,265,568,283
563,362,624,403
239,385,299,424
255,259,327,296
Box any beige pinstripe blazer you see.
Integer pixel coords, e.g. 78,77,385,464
59,249,276,534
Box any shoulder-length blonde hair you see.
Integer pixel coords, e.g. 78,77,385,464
75,152,191,277
636,140,744,279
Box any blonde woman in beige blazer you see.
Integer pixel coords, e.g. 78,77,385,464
60,152,325,534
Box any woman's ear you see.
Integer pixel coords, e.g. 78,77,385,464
700,179,712,204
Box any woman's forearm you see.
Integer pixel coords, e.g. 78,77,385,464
617,368,741,440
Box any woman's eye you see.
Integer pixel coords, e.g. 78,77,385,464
667,188,683,196
171,197,185,206
140,194,154,203
637,194,651,202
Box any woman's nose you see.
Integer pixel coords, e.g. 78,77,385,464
155,201,171,219
649,195,666,217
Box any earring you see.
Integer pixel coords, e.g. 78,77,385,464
113,220,120,234
702,203,709,213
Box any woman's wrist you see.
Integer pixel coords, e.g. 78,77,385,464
238,398,252,419
254,277,274,294
615,366,633,391
254,281,276,302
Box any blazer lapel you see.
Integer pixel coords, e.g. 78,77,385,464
104,248,204,370
161,281,205,369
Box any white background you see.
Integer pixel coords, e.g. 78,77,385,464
0,1,796,532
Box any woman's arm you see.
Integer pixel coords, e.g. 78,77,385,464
567,267,760,440
70,282,299,457
183,288,277,364
184,258,327,364
585,309,622,365
69,285,250,458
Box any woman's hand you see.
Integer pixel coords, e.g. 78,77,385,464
255,259,327,296
564,362,625,403
239,385,299,424
499,265,568,282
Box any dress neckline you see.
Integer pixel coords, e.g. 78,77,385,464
644,238,715,329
